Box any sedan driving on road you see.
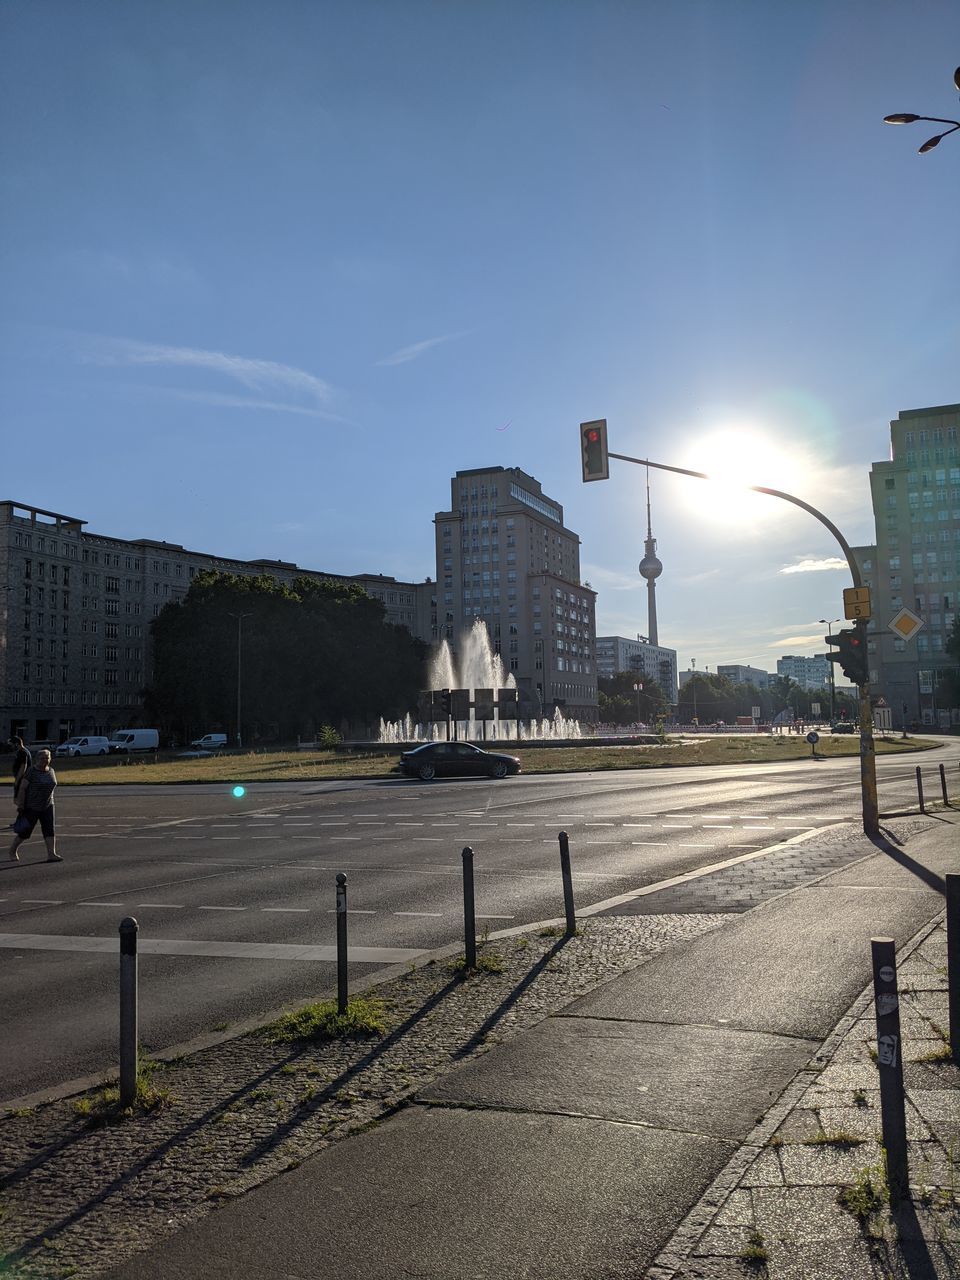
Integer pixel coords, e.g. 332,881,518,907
398,741,521,781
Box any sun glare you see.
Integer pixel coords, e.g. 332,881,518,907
677,427,811,527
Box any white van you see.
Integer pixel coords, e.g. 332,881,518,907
190,733,228,751
55,736,111,758
107,729,160,754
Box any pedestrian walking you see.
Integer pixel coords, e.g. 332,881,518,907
8,749,62,863
8,736,32,828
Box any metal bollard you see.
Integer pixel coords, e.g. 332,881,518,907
119,917,139,1108
947,875,960,1065
871,938,909,1204
940,763,948,805
558,831,576,937
461,846,476,970
916,766,925,813
336,873,348,1014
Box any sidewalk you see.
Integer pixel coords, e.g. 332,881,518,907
1,814,957,1279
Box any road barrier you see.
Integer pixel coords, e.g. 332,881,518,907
336,873,348,1014
916,766,925,813
119,917,139,1108
948,875,960,1065
461,847,476,969
870,937,908,1203
558,831,576,937
940,763,949,805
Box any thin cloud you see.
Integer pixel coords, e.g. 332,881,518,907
770,634,826,650
158,388,347,422
79,335,334,409
376,331,467,366
779,557,848,575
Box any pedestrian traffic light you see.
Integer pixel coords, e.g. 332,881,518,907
580,419,609,482
825,624,869,686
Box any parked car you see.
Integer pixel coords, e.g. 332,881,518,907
55,735,111,757
398,741,521,781
830,721,857,734
107,728,160,754
189,733,228,751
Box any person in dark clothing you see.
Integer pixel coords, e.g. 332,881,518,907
9,749,62,863
8,736,31,830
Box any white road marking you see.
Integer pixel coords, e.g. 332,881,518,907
330,837,360,841
22,899,63,905
394,911,443,917
137,903,184,909
262,907,310,913
507,823,536,827
702,825,733,829
0,933,424,963
79,902,124,907
585,823,615,828
326,908,377,914
475,914,515,920
744,825,776,830
738,815,769,819
198,906,245,912
678,843,710,849
662,824,693,829
623,824,653,828
730,844,763,849
631,841,669,846
395,823,424,827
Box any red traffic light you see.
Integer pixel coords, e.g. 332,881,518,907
580,419,609,482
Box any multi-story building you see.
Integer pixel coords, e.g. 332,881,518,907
595,635,678,704
716,663,770,689
0,499,433,743
434,467,598,722
776,653,831,692
861,404,960,725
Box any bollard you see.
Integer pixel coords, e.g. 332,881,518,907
336,873,348,1014
940,763,948,805
871,938,909,1204
558,831,576,937
119,917,139,1108
947,875,960,1065
916,766,925,813
461,846,476,970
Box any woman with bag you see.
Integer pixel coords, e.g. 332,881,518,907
8,749,62,863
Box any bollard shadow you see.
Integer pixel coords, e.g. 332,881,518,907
870,829,945,896
236,971,463,1168
891,1197,952,1280
451,934,571,1062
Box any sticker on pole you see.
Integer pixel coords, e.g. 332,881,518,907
877,1034,898,1067
877,992,899,1017
879,964,895,983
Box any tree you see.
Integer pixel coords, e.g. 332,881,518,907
596,673,668,725
676,673,737,723
145,572,427,742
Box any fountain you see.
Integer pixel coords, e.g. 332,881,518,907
378,619,583,743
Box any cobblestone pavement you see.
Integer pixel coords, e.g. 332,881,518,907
0,913,725,1280
650,916,960,1280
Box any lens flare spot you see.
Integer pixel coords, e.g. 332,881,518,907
232,785,246,798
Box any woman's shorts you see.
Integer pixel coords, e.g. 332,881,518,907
19,806,55,839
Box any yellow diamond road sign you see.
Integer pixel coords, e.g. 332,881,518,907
888,607,924,641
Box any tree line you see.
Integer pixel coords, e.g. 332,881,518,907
145,572,427,743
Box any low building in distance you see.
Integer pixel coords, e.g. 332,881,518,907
776,653,831,693
595,635,678,705
716,663,770,689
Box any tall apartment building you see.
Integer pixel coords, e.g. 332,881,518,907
776,653,831,692
716,663,770,689
594,636,678,704
434,467,598,722
860,404,960,725
0,500,433,744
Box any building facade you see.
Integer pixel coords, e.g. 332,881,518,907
776,653,831,692
0,500,433,744
595,635,678,704
860,404,960,725
716,663,770,689
434,468,598,722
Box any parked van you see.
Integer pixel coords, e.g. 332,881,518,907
55,736,111,758
190,733,228,751
107,729,160,754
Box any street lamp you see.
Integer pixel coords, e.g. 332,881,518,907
690,660,698,724
633,681,643,724
883,66,960,153
819,618,840,723
227,612,253,749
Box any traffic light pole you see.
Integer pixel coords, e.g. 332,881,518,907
605,450,880,836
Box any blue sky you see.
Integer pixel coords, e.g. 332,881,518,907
2,0,958,673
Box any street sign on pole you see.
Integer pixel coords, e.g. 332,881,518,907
843,585,872,620
888,607,924,642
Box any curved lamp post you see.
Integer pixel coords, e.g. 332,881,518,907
884,66,960,153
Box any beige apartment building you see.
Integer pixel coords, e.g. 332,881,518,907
434,467,598,722
0,500,433,744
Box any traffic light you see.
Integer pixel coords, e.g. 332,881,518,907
439,688,451,716
825,624,869,686
580,419,609,482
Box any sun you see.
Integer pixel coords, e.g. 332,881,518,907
675,426,812,528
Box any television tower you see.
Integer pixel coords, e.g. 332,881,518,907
638,467,663,645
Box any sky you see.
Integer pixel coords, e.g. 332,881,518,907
2,0,958,674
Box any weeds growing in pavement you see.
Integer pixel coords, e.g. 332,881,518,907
838,1159,889,1237
449,948,505,974
740,1227,768,1267
264,996,387,1044
804,1129,866,1148
72,1058,174,1124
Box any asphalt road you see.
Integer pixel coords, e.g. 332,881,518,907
2,737,957,1104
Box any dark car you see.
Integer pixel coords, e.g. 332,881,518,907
830,720,857,734
398,741,521,781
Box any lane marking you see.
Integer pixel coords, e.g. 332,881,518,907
662,824,693,829
198,906,245,912
326,908,377,914
137,903,184,909
678,843,711,848
22,899,63,905
394,911,443,918
0,933,424,963
262,907,310,914
79,902,124,908
476,914,515,920
703,824,733,829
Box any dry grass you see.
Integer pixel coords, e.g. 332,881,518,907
0,733,936,787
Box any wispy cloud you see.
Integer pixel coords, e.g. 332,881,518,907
376,331,467,366
769,634,826,650
78,335,335,413
779,557,848,575
157,388,346,421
